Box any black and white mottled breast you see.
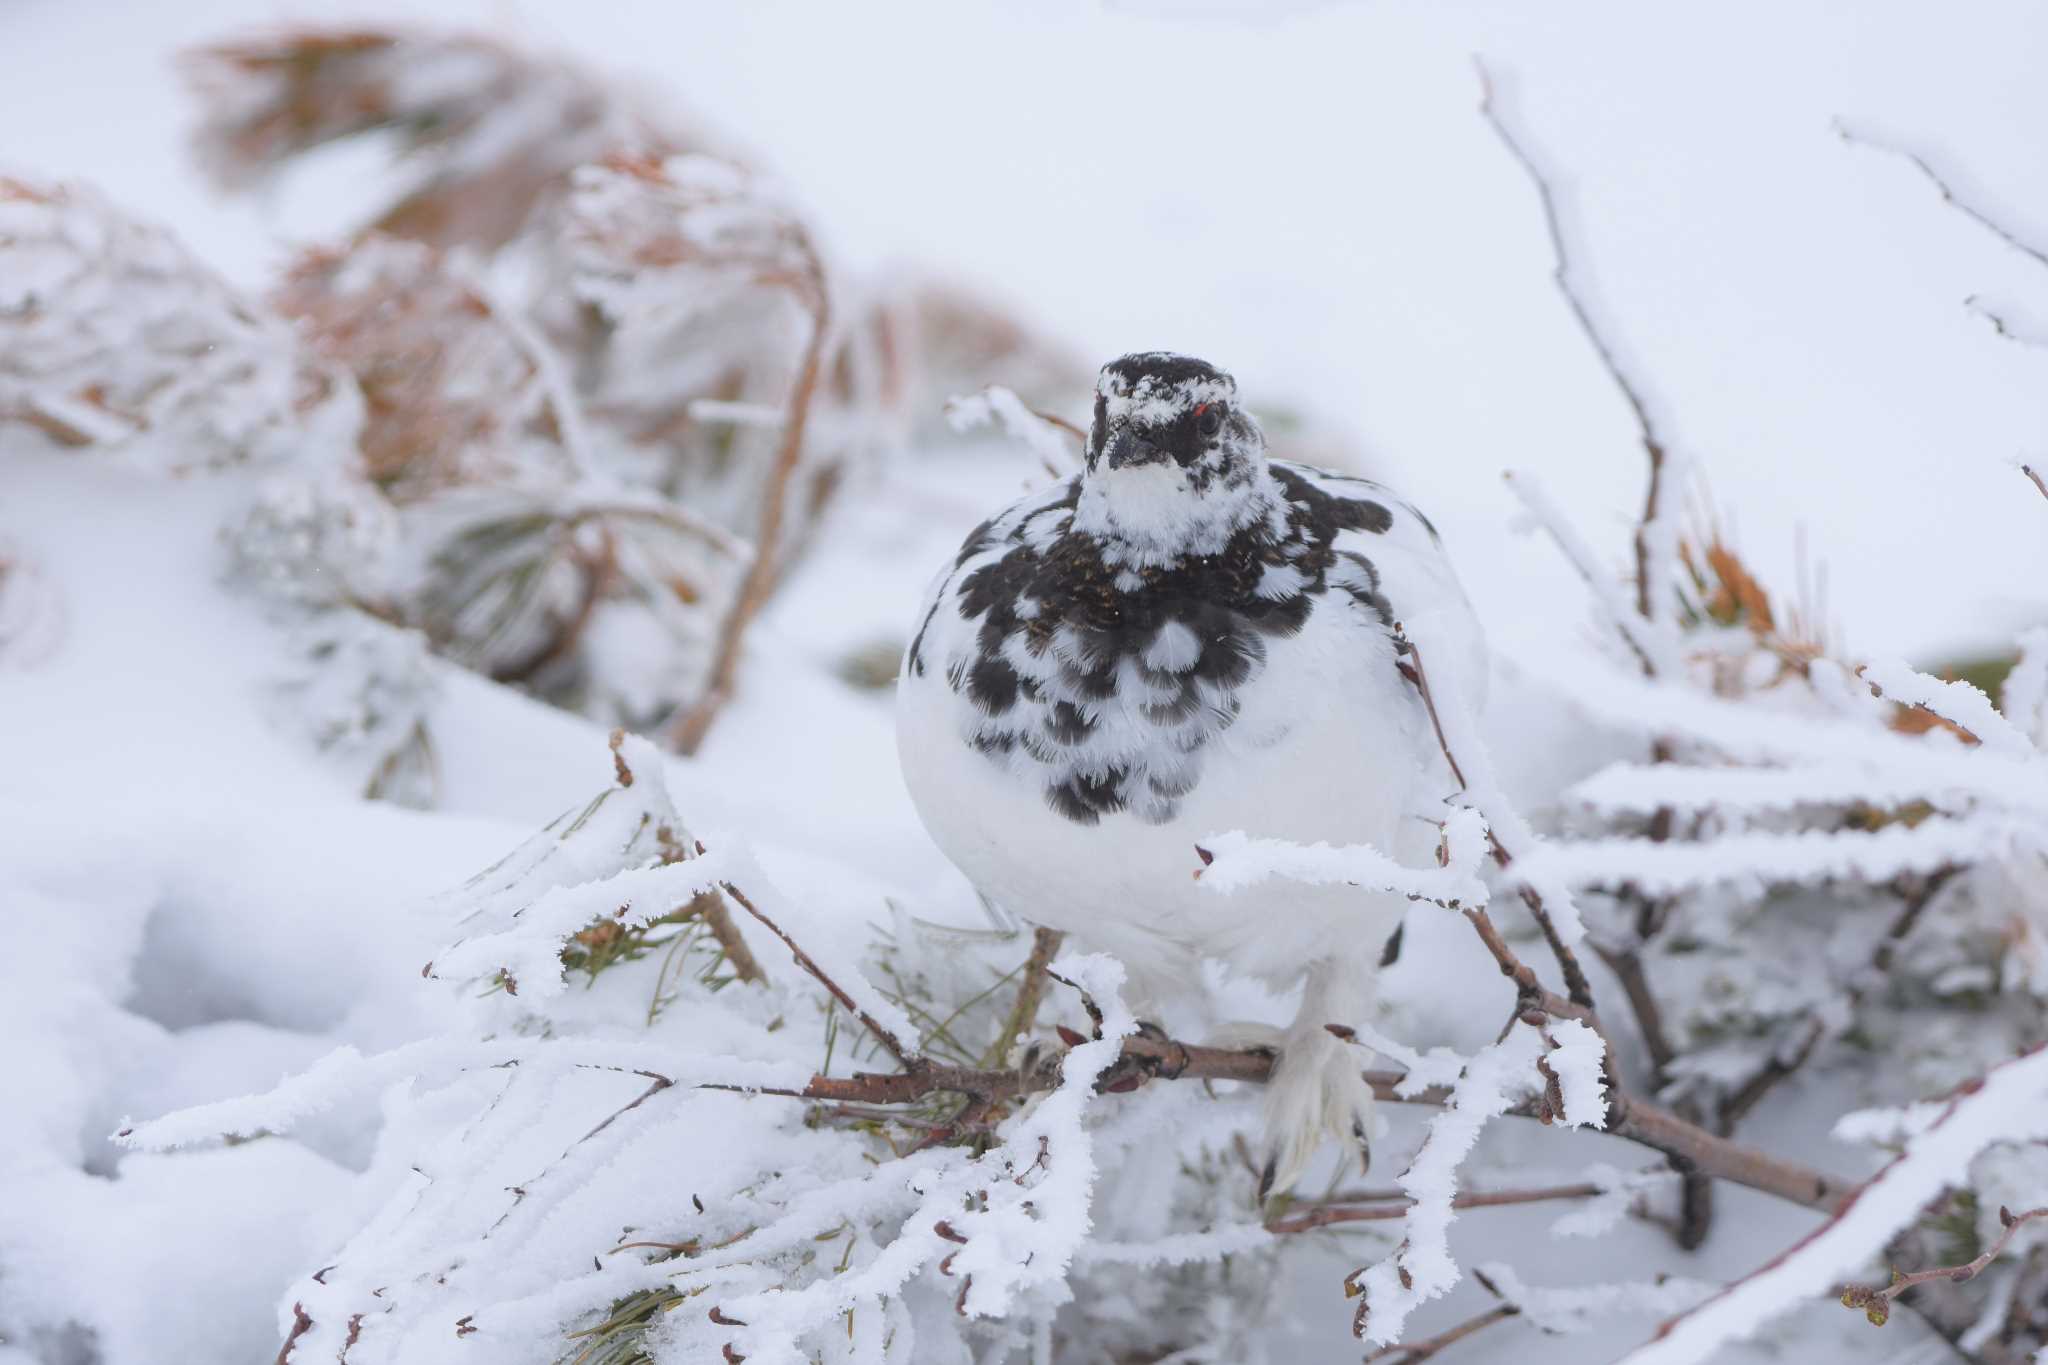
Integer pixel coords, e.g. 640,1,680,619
901,460,1463,827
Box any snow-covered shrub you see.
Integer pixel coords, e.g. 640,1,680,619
184,27,688,250
404,488,748,724
0,177,353,468
118,736,1309,1364
0,24,1102,765
536,153,845,552
273,238,584,497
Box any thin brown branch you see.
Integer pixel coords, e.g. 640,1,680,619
572,1069,674,1147
1719,1019,1826,1131
689,889,767,986
1364,1303,1521,1363
984,927,1066,1066
1871,865,1961,975
1592,942,1679,1078
1267,1182,1603,1234
1475,56,1673,632
718,880,918,1068
1843,1205,2048,1326
1393,622,1598,1012
721,1023,1858,1214
1028,406,1087,441
1609,1092,1854,1212
2024,463,2048,503
669,258,831,755
1725,866,1959,1128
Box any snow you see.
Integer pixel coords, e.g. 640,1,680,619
5,4,2048,1363
1196,805,1491,906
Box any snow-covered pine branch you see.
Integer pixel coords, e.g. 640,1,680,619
115,735,1291,1364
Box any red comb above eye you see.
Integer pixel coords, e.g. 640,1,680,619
1193,403,1208,416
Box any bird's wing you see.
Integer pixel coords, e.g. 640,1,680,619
1272,459,1490,717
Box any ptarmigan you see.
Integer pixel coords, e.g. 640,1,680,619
896,352,1485,1193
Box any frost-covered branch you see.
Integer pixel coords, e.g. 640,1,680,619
1501,469,1662,675
1264,1181,1605,1234
184,26,688,250
1475,58,1685,662
1618,1043,2048,1364
1341,1020,1610,1345
1362,1299,1519,1363
567,154,843,755
1392,623,1598,1007
0,177,349,467
944,383,1086,479
1835,119,2048,273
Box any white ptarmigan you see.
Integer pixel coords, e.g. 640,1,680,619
896,352,1486,1193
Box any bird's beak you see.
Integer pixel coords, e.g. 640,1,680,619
1103,422,1165,471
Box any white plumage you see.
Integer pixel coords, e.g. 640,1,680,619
896,353,1485,1191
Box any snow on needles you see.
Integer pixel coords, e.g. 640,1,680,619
110,738,1188,1364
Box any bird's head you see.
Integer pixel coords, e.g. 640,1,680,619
1077,351,1275,566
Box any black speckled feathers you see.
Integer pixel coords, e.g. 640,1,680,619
908,461,1414,826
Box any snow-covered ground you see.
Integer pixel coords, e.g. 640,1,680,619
5,4,2048,1364
0,439,1952,1364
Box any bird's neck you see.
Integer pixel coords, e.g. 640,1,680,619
1072,459,1281,570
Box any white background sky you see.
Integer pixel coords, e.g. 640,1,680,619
8,0,2045,667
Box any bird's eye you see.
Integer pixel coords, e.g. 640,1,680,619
1195,403,1225,438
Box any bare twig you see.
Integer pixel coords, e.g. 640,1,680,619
1364,1303,1521,1363
1870,865,1961,975
669,245,832,755
1267,1182,1603,1234
1592,942,1680,1078
645,809,766,987
2023,464,2048,503
1029,407,1086,441
736,1022,1855,1213
687,888,767,987
1725,866,1959,1128
572,1069,675,1147
1840,1205,2048,1326
984,926,1066,1067
718,880,918,1068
